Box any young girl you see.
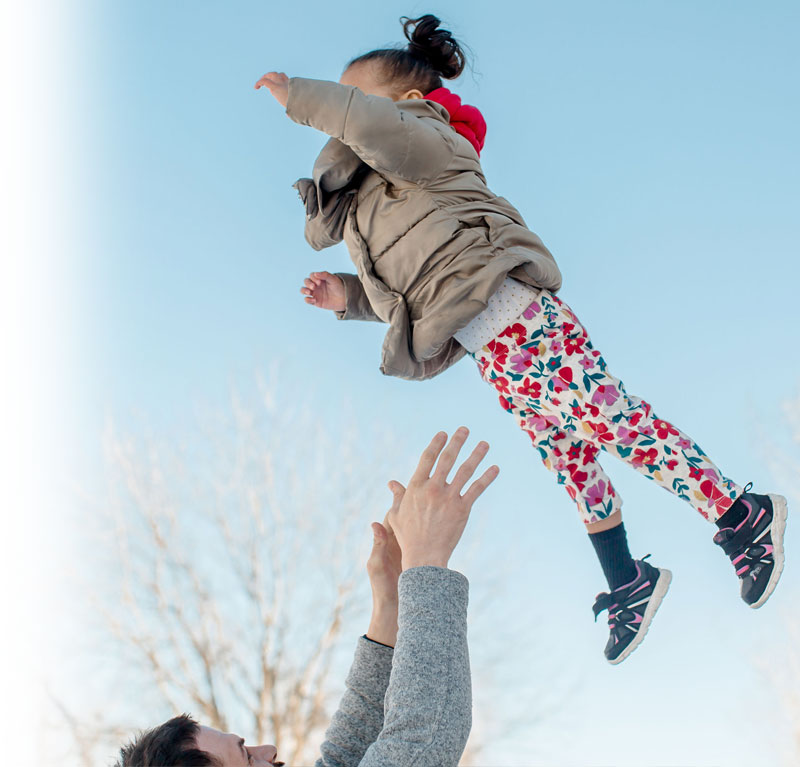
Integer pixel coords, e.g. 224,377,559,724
255,14,788,664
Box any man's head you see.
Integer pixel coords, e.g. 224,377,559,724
116,714,282,767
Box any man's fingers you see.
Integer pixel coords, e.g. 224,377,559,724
462,464,500,507
450,440,489,492
432,426,469,483
410,432,448,485
371,522,387,542
387,480,406,507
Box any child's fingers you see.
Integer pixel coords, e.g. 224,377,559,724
432,427,470,483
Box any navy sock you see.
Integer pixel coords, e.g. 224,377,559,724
589,521,637,591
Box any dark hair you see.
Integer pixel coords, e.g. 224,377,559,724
116,714,221,767
346,13,467,97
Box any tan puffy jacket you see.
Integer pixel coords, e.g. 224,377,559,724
287,77,562,381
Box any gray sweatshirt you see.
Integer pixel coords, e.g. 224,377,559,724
315,567,471,767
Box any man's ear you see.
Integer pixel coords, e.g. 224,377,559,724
401,89,425,100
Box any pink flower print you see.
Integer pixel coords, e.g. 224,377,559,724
522,301,541,320
653,419,679,440
500,396,515,413
700,479,726,510
564,335,586,356
492,376,510,395
591,385,620,407
586,479,607,507
550,340,563,354
703,467,720,482
632,447,659,467
510,348,534,373
553,458,567,472
590,423,615,444
579,355,595,370
616,426,638,446
676,437,693,450
567,465,588,491
638,425,655,437
582,444,600,465
527,413,560,432
486,339,509,373
499,322,528,347
517,379,541,399
551,376,569,394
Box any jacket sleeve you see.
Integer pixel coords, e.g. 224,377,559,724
314,637,395,767
334,273,384,323
357,567,472,767
286,77,457,184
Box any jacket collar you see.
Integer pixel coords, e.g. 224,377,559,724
423,88,487,156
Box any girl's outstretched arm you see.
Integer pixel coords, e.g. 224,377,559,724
257,73,458,185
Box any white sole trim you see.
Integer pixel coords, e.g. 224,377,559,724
609,567,672,665
749,494,788,609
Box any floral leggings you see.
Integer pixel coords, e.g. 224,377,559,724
470,290,743,526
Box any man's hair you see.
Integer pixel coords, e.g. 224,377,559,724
116,714,221,767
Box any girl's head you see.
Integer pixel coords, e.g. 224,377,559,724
339,14,467,101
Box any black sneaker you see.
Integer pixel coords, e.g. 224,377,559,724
713,484,788,609
592,557,672,665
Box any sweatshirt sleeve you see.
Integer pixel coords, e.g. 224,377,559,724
314,636,395,767
357,567,472,767
334,273,384,323
286,77,457,184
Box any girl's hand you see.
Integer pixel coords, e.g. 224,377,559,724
254,71,289,107
300,271,346,312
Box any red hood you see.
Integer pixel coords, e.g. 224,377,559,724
424,87,487,156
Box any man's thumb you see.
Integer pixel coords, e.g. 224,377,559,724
371,522,386,542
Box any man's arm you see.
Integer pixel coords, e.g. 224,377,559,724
314,635,394,767
358,567,471,767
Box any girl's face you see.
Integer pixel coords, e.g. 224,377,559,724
339,63,424,102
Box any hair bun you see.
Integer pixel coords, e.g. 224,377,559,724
402,14,465,80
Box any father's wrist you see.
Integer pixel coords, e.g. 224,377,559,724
402,556,449,571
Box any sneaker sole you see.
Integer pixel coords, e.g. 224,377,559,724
608,567,672,665
749,493,788,609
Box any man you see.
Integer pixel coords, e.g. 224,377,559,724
117,427,499,767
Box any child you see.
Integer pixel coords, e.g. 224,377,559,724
255,14,788,664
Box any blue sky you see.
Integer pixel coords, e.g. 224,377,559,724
39,1,800,764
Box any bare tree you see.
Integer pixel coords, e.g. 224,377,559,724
46,373,561,767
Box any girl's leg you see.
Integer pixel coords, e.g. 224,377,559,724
471,345,671,664
477,289,744,523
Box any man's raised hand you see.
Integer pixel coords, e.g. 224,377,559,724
387,427,500,571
